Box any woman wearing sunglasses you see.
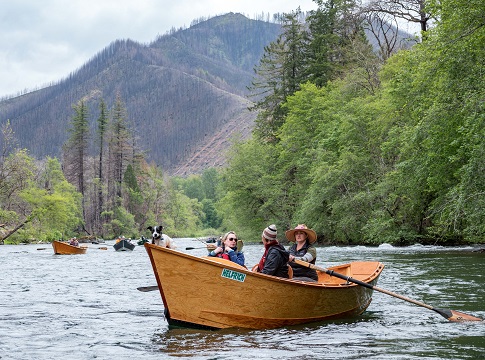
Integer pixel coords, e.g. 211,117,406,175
207,231,245,266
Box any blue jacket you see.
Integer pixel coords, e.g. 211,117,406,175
208,247,245,266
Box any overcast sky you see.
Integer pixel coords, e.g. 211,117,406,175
0,0,320,98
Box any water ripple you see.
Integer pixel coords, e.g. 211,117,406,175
0,241,483,360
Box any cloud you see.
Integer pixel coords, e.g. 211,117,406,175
0,0,317,98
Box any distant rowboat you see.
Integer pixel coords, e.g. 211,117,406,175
144,243,384,329
113,239,135,251
52,240,88,255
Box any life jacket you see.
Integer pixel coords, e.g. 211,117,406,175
214,252,231,261
288,241,318,280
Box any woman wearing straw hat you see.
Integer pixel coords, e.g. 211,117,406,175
285,224,318,282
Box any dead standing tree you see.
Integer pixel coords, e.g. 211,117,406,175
361,0,432,33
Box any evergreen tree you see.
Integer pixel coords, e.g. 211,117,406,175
249,8,308,141
62,100,89,223
305,0,364,86
95,99,109,232
107,94,132,204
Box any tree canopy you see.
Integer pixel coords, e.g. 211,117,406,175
221,0,485,245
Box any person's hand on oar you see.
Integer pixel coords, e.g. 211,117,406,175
294,259,483,322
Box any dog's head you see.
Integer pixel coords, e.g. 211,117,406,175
147,225,163,240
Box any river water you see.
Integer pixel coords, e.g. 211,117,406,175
1,239,484,360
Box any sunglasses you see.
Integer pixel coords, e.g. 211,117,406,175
228,237,237,241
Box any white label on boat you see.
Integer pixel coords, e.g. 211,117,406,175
221,268,246,282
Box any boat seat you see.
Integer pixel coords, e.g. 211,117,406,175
287,264,293,279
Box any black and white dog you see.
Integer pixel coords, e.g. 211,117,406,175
147,225,176,249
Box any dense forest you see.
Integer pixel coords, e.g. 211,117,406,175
1,0,485,246
220,0,485,245
0,102,224,242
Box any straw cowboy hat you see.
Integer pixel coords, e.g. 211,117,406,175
285,224,317,244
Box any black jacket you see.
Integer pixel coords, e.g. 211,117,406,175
261,243,290,278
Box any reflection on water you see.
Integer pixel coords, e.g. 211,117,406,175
0,239,484,359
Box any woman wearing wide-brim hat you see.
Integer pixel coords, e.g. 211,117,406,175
285,224,318,282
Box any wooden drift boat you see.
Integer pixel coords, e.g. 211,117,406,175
52,240,88,255
144,243,384,329
113,239,135,251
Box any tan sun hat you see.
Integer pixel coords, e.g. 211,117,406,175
285,224,317,244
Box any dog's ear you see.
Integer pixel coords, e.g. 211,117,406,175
147,226,153,232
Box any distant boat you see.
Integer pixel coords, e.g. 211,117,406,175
77,235,97,244
144,243,384,329
137,236,149,246
113,238,135,251
52,240,88,255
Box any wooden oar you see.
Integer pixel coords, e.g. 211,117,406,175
186,244,217,251
294,259,483,322
196,238,208,245
137,285,159,292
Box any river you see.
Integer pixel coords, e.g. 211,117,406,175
1,239,484,359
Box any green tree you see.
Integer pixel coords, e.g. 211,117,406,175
249,8,308,141
306,0,365,86
10,157,83,242
201,168,220,201
179,175,205,201
220,139,283,241
201,198,222,229
0,148,35,242
108,206,136,238
63,100,89,200
108,94,133,203
94,99,109,233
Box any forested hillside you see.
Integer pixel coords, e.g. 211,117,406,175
220,1,485,245
0,13,281,174
3,1,480,247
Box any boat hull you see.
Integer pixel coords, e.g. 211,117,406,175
113,239,135,251
52,240,88,255
144,243,384,329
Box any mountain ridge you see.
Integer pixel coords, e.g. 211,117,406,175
0,13,281,175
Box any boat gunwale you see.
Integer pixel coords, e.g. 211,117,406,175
144,243,383,288
144,243,384,329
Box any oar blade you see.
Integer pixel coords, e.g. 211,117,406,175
137,285,159,292
435,309,483,322
303,260,484,323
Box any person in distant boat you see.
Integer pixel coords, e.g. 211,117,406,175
254,224,289,278
286,224,318,282
208,231,245,266
69,237,79,246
